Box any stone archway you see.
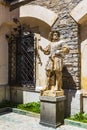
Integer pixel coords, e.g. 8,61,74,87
18,5,58,90
20,5,58,27
1,4,58,90
71,0,87,90
0,4,58,102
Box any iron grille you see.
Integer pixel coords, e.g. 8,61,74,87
8,27,35,88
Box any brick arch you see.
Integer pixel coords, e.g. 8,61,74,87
20,5,58,27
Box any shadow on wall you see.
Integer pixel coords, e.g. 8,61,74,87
62,66,77,89
62,66,77,117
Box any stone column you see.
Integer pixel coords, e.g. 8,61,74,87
0,2,10,85
0,2,11,101
0,34,8,85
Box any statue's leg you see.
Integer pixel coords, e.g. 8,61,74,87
54,71,62,91
50,71,55,91
58,71,62,91
46,70,51,90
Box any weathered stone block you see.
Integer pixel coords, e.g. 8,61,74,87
40,96,66,128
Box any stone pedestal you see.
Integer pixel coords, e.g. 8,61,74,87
41,90,64,97
40,96,66,128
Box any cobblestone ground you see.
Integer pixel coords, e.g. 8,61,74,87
0,112,86,130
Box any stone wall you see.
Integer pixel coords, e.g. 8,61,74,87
28,0,82,89
11,86,40,103
0,0,19,102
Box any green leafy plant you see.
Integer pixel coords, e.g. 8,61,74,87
17,102,40,113
68,112,87,123
0,100,40,114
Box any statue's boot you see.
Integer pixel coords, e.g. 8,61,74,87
58,86,62,91
41,86,49,91
40,86,49,96
51,86,54,91
54,85,62,91
54,87,58,91
54,86,62,91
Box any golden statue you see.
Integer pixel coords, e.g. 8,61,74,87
39,30,69,96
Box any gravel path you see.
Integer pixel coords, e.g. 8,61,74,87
0,112,86,130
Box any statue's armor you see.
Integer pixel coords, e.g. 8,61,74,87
45,40,64,71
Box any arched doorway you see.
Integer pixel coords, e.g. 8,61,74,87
0,4,58,102
18,5,58,90
0,4,58,89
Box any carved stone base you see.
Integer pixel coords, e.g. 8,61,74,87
40,96,66,128
41,90,64,97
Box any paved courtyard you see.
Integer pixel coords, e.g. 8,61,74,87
0,112,86,130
